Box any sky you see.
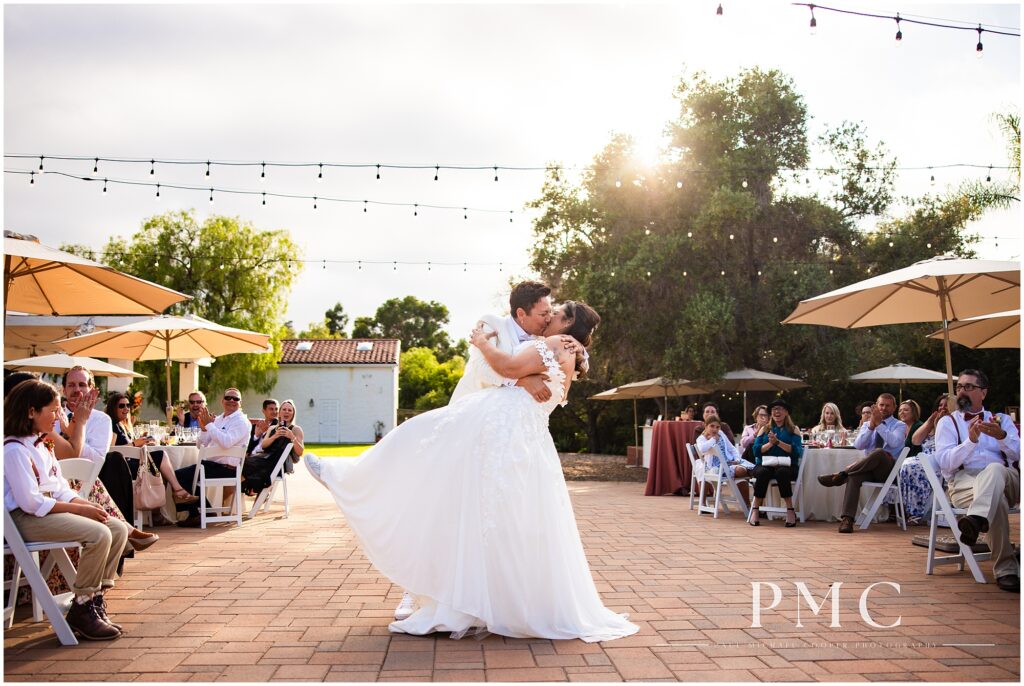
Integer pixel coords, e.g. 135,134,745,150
4,1,1020,341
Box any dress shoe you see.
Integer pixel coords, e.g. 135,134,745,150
128,531,159,551
838,516,854,534
956,515,989,547
177,514,202,528
304,453,326,485
996,574,1020,593
818,472,848,488
92,594,124,632
66,597,120,641
394,592,416,621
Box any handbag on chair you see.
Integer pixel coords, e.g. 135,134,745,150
132,450,166,511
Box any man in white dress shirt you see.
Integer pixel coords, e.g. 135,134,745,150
173,387,250,527
59,367,113,465
934,369,1020,592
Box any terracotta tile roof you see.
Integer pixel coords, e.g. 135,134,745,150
279,339,400,365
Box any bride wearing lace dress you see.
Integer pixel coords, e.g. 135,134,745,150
305,301,637,643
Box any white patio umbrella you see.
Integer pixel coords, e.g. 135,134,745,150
4,352,146,378
54,314,271,420
848,362,952,403
784,255,1020,407
708,368,809,420
4,230,190,315
926,310,1020,350
590,387,645,447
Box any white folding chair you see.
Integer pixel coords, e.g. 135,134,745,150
3,509,80,645
245,443,294,519
689,444,750,519
856,447,911,530
685,444,699,511
920,452,1021,583
56,458,103,500
747,465,805,524
192,445,247,528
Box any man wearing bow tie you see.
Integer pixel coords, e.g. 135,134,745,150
935,369,1020,592
819,393,906,534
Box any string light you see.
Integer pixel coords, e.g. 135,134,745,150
464,208,468,220
262,192,267,206
414,204,418,217
208,188,214,204
102,178,108,195
716,3,723,17
205,161,211,177
809,4,817,34
155,183,160,199
38,156,44,171
260,162,266,180
434,165,439,181
376,164,381,180
895,13,903,44
986,165,992,183
494,166,499,182
676,180,683,189
317,163,323,182
29,171,34,185
150,159,155,176
976,25,984,57
313,196,318,210
615,179,622,188
363,200,368,213
93,158,99,173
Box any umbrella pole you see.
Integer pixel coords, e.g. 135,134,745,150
937,277,956,412
165,336,173,425
633,399,639,448
743,391,748,425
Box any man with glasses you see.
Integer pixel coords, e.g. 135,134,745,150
174,391,206,429
935,369,1020,592
819,393,906,534
173,388,250,527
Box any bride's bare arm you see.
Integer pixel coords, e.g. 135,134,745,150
470,329,549,378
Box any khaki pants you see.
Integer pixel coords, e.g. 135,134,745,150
9,508,129,595
947,463,1021,579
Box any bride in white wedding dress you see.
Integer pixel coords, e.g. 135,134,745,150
304,301,638,643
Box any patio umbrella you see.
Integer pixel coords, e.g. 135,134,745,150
613,377,711,425
590,387,644,447
848,363,951,403
4,230,190,315
709,368,809,420
784,255,1020,407
4,352,146,378
926,310,1020,350
54,314,271,421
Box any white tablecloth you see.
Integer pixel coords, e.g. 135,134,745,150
797,448,889,523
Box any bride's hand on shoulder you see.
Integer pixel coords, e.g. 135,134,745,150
470,326,497,348
556,335,582,356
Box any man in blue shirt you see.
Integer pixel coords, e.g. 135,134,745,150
818,393,906,533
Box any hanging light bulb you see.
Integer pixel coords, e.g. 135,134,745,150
205,161,211,177
427,261,432,271
102,178,108,195
376,164,381,181
773,236,778,243
464,208,468,220
895,14,902,44
687,231,693,238
262,192,267,206
729,234,734,240
676,180,683,189
434,165,440,181
809,5,817,34
150,159,156,175
645,228,651,236
716,4,722,17
317,164,323,182
976,26,984,58
208,188,214,204
615,179,622,188
494,166,499,182
509,210,514,224
741,180,748,188
155,183,160,199
29,171,35,186
322,260,326,270
413,204,418,217
313,196,318,210
986,165,992,183
357,260,362,271
93,158,99,173
363,200,368,213
38,156,44,171
260,162,266,181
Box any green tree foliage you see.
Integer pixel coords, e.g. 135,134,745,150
398,347,465,411
528,68,1017,453
354,295,467,361
297,303,349,339
64,210,301,407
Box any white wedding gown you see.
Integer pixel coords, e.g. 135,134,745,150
313,340,638,642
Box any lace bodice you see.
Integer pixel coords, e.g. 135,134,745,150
519,339,568,415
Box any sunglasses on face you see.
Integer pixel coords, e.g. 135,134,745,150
117,403,130,409
223,396,240,402
188,400,203,405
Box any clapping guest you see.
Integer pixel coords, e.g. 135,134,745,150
887,394,950,525
695,415,754,506
4,379,128,640
898,400,924,457
173,391,206,429
106,393,198,506
750,399,803,527
247,398,279,456
855,402,874,427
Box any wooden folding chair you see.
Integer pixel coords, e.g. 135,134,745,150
856,447,911,530
3,509,81,645
245,443,294,519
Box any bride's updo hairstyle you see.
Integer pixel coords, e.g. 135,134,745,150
561,300,600,378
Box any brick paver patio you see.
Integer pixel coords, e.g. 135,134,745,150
4,467,1019,682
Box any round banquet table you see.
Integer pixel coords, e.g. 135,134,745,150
644,420,703,496
797,447,890,523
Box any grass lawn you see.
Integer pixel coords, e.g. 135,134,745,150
305,443,374,457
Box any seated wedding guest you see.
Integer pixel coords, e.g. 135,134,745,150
810,402,846,433
855,401,874,427
59,369,158,552
247,398,279,455
680,406,696,421
172,391,206,429
749,398,803,527
173,387,250,527
934,369,1020,592
106,392,198,507
819,393,906,534
4,379,128,640
739,405,769,460
883,393,948,525
695,401,735,443
898,399,924,457
242,399,305,495
695,415,753,506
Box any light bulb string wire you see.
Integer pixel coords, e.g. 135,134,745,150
6,153,1018,175
792,3,1020,37
5,169,518,216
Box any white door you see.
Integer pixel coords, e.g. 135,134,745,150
318,399,340,443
